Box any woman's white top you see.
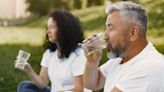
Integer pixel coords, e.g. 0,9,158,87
41,48,91,92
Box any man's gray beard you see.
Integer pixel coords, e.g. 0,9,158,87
107,51,117,59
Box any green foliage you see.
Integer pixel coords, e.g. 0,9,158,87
25,0,105,16
146,1,164,29
74,0,82,9
26,0,49,16
87,0,104,7
26,0,69,16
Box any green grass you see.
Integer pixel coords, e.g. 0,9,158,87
0,44,44,92
0,1,164,92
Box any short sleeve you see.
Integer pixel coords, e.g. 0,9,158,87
100,58,122,78
71,50,87,76
99,59,113,78
99,60,110,77
40,49,51,67
116,68,148,92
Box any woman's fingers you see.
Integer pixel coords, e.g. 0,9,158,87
15,59,26,70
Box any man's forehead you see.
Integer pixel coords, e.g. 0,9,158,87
107,11,120,19
106,12,122,24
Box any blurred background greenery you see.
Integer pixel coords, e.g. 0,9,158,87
0,0,163,92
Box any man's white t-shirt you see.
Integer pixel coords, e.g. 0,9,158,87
100,42,164,92
41,48,91,92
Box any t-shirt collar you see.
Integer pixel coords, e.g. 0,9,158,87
118,42,153,67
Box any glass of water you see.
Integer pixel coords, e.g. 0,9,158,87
15,50,31,70
81,32,106,56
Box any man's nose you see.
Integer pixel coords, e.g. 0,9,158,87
104,31,109,38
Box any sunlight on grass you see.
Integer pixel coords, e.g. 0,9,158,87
20,16,47,28
0,27,45,46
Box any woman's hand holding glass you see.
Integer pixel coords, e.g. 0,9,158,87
15,50,31,72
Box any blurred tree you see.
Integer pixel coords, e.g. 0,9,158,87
67,0,82,10
26,0,70,16
74,0,82,9
26,0,48,16
109,0,128,3
87,0,104,7
26,0,84,16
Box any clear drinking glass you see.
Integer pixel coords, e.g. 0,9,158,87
81,32,106,56
15,50,31,70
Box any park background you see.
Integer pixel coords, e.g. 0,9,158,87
0,0,163,92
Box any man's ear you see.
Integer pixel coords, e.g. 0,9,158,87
129,26,139,41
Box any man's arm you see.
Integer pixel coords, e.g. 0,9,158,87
83,50,105,90
25,65,49,89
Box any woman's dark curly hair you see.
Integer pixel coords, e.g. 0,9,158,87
44,10,84,58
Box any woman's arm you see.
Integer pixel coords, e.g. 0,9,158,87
19,62,49,89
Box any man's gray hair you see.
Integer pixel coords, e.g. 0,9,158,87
105,2,148,34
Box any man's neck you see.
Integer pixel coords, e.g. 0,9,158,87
120,39,148,64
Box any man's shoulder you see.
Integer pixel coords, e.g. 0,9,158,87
128,54,164,76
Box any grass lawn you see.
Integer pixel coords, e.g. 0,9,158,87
0,1,164,92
